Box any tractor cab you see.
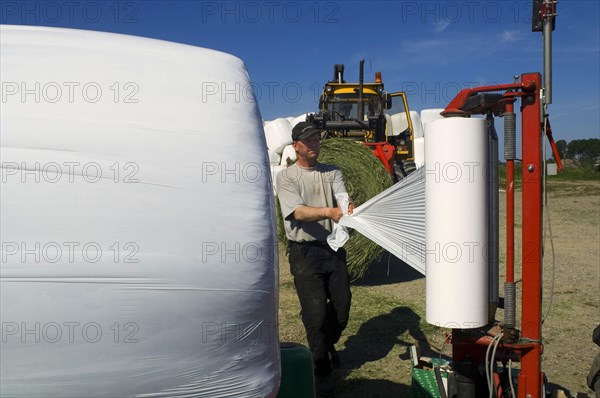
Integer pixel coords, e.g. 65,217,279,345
307,61,416,179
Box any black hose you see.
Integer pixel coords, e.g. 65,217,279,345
435,367,448,398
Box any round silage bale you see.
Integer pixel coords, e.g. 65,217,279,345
1,25,279,398
319,139,393,279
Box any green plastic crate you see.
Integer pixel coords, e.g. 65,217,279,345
410,346,450,398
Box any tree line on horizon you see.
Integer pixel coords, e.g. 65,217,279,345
553,138,600,166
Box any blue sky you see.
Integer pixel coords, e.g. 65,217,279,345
2,0,599,143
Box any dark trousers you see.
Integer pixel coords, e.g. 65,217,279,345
288,241,352,376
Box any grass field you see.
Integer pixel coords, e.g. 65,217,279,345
277,173,600,397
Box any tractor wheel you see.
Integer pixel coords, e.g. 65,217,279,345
393,159,417,182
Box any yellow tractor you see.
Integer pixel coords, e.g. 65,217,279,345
306,60,417,179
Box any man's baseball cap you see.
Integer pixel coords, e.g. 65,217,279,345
292,121,323,141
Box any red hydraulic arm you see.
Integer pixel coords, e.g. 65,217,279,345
544,118,564,172
363,142,395,174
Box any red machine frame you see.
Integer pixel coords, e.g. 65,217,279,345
441,72,562,398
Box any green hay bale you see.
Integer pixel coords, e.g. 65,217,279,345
320,139,393,279
276,139,392,279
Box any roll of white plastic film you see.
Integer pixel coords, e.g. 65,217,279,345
425,117,489,329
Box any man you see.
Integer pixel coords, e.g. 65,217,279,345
276,121,354,397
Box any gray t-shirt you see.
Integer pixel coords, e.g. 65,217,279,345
276,162,348,243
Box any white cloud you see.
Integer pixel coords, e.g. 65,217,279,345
551,105,600,119
500,30,519,43
434,21,450,33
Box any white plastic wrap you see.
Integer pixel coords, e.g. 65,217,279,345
390,113,408,137
425,117,489,329
290,113,310,129
270,165,285,194
268,150,281,165
388,111,423,138
420,108,445,130
0,26,279,398
414,137,425,169
389,111,424,138
409,111,424,139
385,114,393,135
336,167,426,274
326,193,351,251
279,144,297,166
264,118,292,154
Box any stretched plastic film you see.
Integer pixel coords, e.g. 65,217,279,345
336,167,426,274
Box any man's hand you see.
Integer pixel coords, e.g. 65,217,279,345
328,207,343,223
347,201,355,216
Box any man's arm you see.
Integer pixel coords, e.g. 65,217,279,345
294,197,354,223
293,205,344,223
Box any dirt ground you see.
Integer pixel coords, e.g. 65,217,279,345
278,179,600,397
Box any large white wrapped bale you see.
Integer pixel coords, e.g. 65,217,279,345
389,111,423,138
414,137,425,168
268,150,282,165
290,113,310,128
385,114,393,135
279,144,297,167
420,108,445,131
270,165,285,194
264,118,292,154
410,111,424,139
0,26,279,398
389,112,407,136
